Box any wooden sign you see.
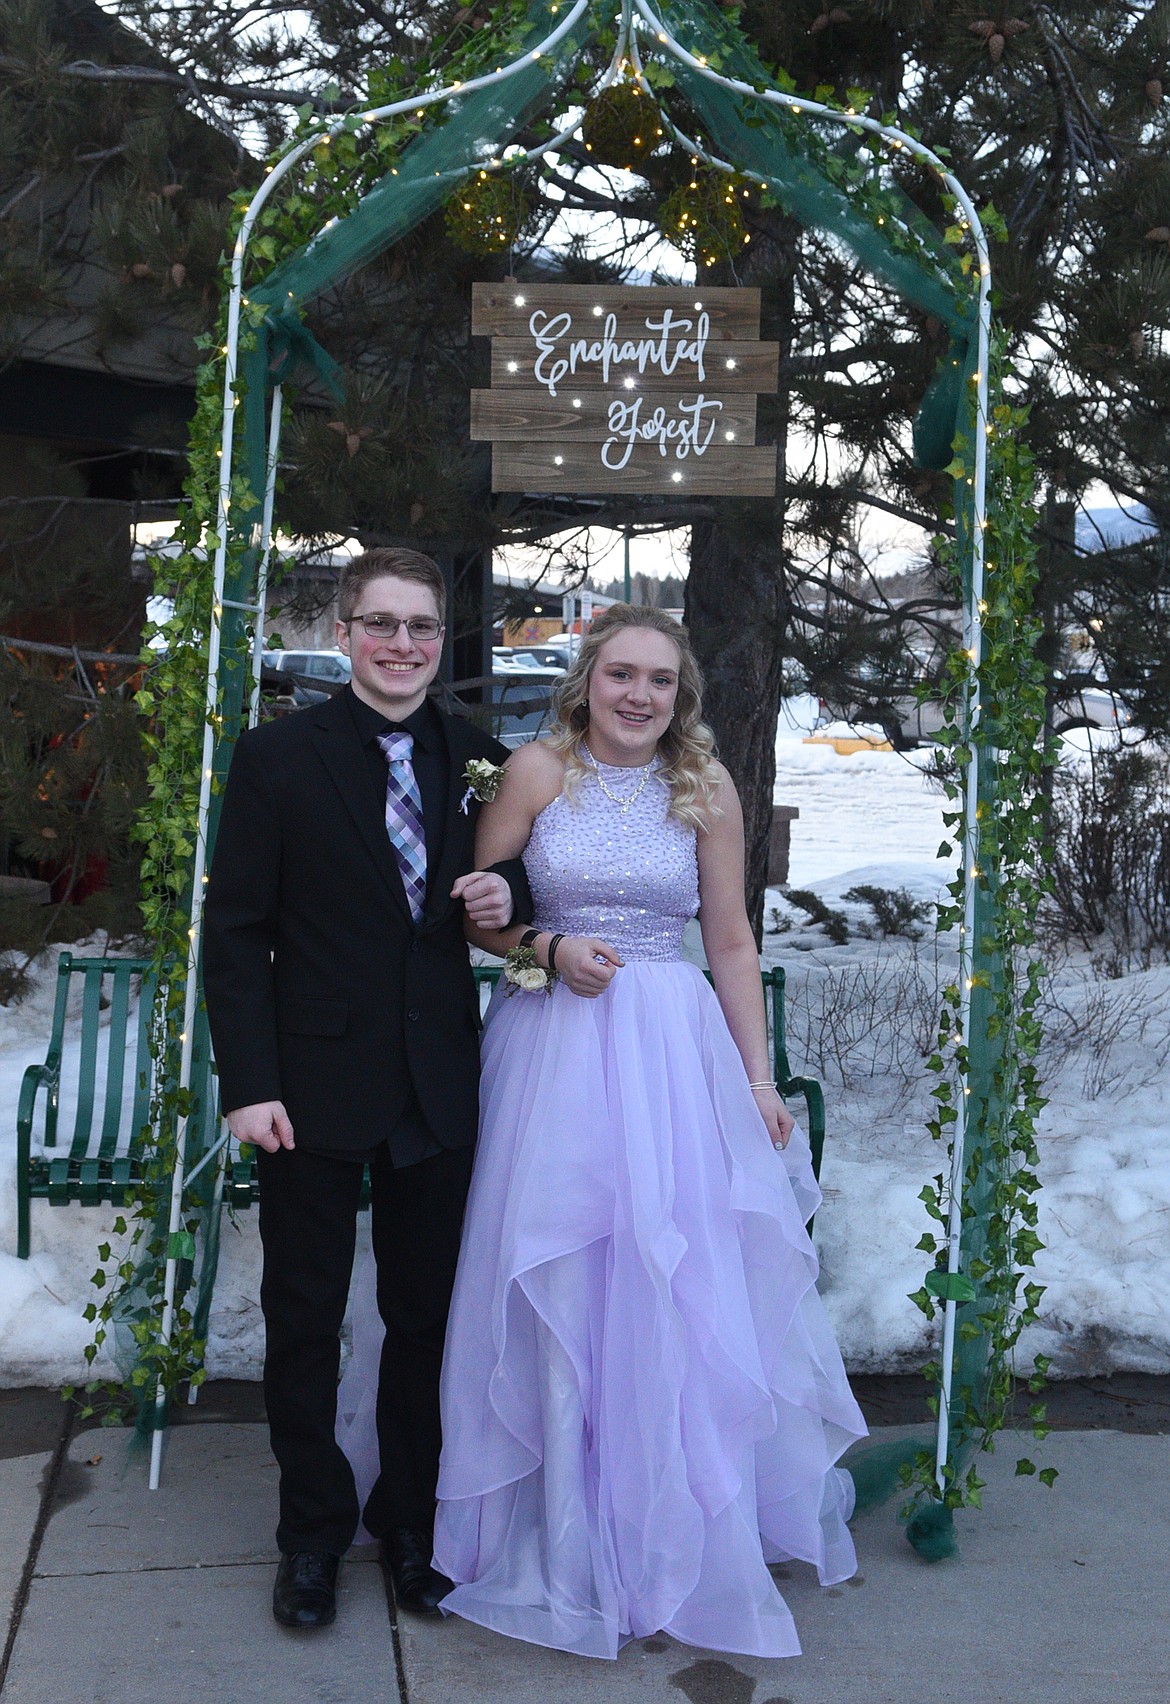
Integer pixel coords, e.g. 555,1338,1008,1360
470,283,778,497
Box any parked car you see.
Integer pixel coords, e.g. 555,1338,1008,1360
494,646,569,672
818,675,1130,749
487,671,561,747
261,648,351,705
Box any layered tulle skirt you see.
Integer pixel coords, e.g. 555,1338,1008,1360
432,961,867,1659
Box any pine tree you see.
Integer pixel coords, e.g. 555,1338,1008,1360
5,0,1168,942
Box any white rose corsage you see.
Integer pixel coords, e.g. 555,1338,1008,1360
503,945,555,996
460,757,506,815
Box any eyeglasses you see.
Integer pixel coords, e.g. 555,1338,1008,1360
346,613,443,641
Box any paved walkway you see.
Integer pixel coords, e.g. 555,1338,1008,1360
1,1386,1167,1704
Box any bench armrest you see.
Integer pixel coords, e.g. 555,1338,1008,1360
777,1073,826,1183
17,1059,60,1149
16,1059,59,1259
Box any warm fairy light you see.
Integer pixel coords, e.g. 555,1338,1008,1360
725,358,736,369
694,300,703,309
593,304,603,315
507,361,518,372
623,377,636,388
514,294,526,305
671,471,682,482
725,431,735,441
572,398,581,408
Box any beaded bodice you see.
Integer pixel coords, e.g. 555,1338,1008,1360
524,756,699,963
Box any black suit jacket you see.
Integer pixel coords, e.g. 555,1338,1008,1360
202,691,523,1155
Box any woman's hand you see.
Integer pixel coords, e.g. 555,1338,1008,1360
752,1085,795,1150
555,936,624,998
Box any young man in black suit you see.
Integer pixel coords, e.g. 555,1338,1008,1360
202,548,530,1630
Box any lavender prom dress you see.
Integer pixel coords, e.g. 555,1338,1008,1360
430,758,867,1660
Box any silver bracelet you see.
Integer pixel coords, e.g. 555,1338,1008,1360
748,1079,778,1090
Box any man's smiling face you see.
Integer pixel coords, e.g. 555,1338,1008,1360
336,573,445,721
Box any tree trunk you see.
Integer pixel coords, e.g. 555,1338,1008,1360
685,514,790,944
686,245,796,944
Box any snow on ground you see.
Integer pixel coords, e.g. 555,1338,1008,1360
1,709,1167,1387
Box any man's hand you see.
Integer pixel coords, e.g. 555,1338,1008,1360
226,1100,295,1154
555,937,623,998
451,870,513,929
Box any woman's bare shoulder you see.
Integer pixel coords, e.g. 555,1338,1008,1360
503,738,567,786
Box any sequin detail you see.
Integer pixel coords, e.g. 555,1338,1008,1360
524,760,699,962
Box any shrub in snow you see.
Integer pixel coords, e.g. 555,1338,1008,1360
842,883,934,940
1043,747,1170,971
783,889,851,944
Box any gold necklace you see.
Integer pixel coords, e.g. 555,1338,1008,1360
583,745,654,814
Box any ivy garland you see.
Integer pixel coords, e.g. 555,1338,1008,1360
74,0,1053,1519
902,338,1056,1520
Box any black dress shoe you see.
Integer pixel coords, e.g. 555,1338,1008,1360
272,1550,340,1629
380,1526,452,1617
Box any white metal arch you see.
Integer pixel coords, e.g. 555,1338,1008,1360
152,0,993,1499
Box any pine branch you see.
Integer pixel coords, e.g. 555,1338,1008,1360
0,54,345,113
1,636,142,665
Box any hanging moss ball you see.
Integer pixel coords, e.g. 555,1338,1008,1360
581,82,661,170
659,170,751,269
444,171,532,257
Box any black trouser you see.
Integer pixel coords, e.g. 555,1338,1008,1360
257,1140,474,1556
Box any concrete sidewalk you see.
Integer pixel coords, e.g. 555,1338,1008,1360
1,1400,1167,1704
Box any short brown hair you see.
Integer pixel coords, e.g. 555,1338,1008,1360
337,548,446,625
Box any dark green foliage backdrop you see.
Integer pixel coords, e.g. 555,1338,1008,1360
2,0,1168,951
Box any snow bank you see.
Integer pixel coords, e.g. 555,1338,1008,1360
1,715,1167,1386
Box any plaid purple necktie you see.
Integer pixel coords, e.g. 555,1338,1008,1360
377,729,427,922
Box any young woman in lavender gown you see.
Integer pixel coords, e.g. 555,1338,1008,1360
433,603,867,1659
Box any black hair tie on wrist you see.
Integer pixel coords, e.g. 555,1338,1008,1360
547,933,565,973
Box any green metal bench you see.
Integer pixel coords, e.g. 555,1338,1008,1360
16,952,158,1260
15,955,824,1257
14,952,227,1258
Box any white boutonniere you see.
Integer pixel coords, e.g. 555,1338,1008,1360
460,757,505,815
503,945,555,996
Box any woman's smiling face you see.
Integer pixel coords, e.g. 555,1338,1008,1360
585,627,681,765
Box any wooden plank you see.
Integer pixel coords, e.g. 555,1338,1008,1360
471,281,760,340
491,441,777,497
490,339,778,393
470,388,758,444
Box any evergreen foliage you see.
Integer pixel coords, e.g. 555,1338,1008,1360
5,4,1169,941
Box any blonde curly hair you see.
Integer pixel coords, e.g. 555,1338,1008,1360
548,604,722,829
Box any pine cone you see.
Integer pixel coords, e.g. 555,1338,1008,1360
1144,226,1170,244
811,1,850,30
327,421,373,458
1147,78,1164,106
410,500,426,525
129,262,152,279
970,17,1026,58
169,263,187,288
159,183,183,200
1129,330,1145,358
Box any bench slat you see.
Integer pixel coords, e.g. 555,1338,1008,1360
47,1156,72,1205
97,964,134,1161
70,965,105,1160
